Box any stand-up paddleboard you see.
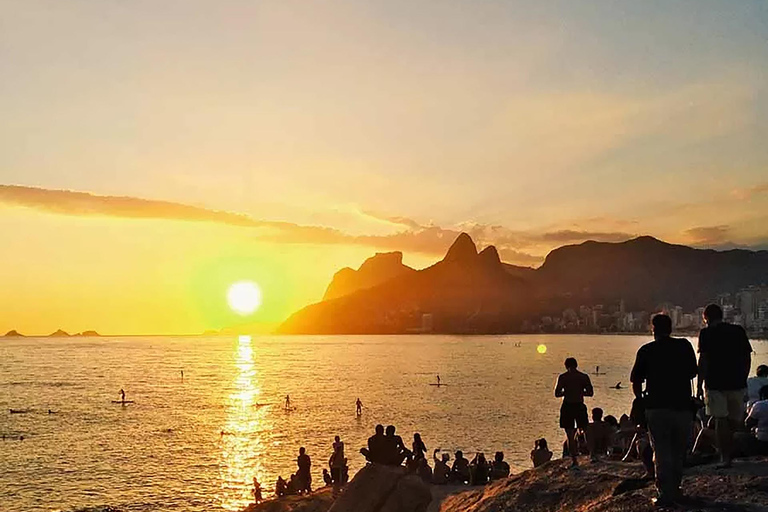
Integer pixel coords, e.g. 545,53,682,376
111,400,134,405
428,383,448,387
9,409,30,414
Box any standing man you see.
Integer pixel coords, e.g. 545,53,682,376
631,314,697,507
554,357,593,467
697,304,753,468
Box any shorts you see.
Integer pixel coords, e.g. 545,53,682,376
560,402,589,430
704,388,746,422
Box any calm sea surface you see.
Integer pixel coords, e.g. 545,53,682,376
2,334,766,512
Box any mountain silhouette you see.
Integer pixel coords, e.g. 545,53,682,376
278,233,768,334
323,251,416,301
279,234,532,334
536,236,768,311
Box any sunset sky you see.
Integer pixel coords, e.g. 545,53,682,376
1,0,767,335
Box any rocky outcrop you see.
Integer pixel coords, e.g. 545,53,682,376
439,457,768,512
323,252,416,301
243,458,768,512
48,329,70,337
329,464,431,512
4,330,24,337
78,330,100,337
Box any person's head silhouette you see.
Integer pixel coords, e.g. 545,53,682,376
564,357,578,370
703,304,723,326
385,425,396,436
299,447,306,455
652,313,673,340
375,424,384,435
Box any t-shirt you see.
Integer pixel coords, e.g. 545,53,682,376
747,400,768,442
555,370,593,403
630,336,697,410
698,323,753,391
747,376,768,406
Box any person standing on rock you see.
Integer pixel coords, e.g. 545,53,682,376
631,313,697,507
554,357,594,468
296,447,312,494
697,304,753,468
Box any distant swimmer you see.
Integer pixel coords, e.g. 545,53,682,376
285,395,291,410
613,382,623,389
355,398,363,416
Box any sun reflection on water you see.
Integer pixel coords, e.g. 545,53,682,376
219,335,270,511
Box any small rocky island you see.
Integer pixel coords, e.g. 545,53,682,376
3,330,24,337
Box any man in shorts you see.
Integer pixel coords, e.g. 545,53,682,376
555,357,593,467
697,304,753,468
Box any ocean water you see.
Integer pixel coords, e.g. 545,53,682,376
2,334,766,512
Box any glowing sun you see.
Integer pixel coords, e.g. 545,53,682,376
227,281,262,315
537,344,547,354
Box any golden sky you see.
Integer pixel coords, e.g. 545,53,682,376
1,1,767,335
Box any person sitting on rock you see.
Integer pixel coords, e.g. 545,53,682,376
416,456,433,483
531,438,553,467
692,417,718,456
587,407,613,461
745,385,768,456
384,425,410,466
360,424,386,464
412,433,427,460
322,469,333,487
286,474,298,495
450,450,470,483
747,366,768,408
275,476,288,497
469,452,489,485
490,451,510,480
432,449,451,484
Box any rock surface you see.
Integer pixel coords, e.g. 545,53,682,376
245,457,768,512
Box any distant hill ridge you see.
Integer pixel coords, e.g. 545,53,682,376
278,233,768,334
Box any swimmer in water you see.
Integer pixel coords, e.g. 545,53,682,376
356,398,363,416
181,369,184,382
285,395,291,410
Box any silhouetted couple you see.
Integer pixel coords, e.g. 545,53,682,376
361,424,411,465
629,307,751,508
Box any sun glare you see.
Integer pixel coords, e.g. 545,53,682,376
537,344,547,354
227,281,262,315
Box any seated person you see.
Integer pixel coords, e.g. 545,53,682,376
360,424,387,464
432,449,451,484
383,425,410,466
587,407,613,461
490,451,510,480
531,438,553,467
745,385,768,456
692,417,718,456
469,452,489,485
416,457,433,483
322,469,332,487
275,476,288,497
747,366,768,407
450,450,471,483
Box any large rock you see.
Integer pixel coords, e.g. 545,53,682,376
329,464,431,512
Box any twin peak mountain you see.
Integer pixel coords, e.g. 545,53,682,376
278,233,768,334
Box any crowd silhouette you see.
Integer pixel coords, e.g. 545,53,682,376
263,304,766,510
